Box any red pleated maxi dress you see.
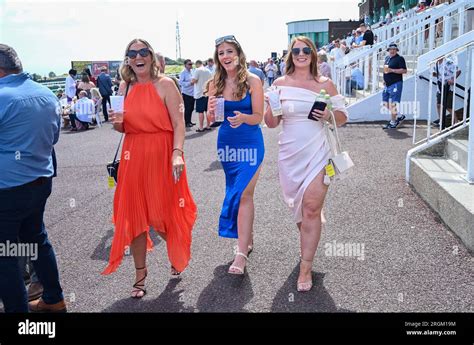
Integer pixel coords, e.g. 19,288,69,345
102,82,197,275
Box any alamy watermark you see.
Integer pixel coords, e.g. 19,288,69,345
324,240,365,261
0,240,38,260
217,146,258,166
380,101,420,117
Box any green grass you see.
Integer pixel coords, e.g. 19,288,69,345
165,65,183,75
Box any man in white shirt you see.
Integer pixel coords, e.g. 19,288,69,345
65,69,77,103
72,91,94,130
280,58,286,76
265,59,278,86
191,60,213,132
329,39,345,62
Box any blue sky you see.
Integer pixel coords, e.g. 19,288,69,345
1,0,360,76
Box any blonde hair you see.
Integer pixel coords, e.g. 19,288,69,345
212,39,249,100
120,38,160,83
285,36,319,79
90,88,101,99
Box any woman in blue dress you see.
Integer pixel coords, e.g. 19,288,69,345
207,35,265,275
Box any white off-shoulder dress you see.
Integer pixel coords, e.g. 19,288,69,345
277,86,348,224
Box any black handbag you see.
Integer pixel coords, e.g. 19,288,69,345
106,83,129,183
107,134,123,182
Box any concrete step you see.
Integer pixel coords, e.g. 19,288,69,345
446,138,468,170
410,156,474,252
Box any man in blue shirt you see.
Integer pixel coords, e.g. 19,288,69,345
346,63,365,96
0,44,66,312
248,60,265,85
96,66,113,122
179,59,196,127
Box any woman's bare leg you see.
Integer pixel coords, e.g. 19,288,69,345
229,166,262,273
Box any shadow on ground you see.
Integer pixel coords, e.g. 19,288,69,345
271,264,353,312
102,277,195,312
196,264,254,312
91,228,163,262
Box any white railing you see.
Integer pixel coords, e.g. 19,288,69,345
373,3,448,43
372,6,418,36
334,0,474,106
407,31,473,183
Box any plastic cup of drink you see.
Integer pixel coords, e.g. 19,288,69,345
267,87,283,116
215,96,225,122
383,65,389,74
110,95,124,112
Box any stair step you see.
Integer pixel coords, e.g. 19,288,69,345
446,138,468,171
410,156,474,252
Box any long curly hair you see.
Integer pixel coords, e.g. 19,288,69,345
285,36,319,79
119,38,160,84
212,39,249,100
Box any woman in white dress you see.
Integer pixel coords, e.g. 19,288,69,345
264,36,348,292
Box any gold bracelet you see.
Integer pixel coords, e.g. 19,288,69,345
173,148,184,155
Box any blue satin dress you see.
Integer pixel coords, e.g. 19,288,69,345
217,91,265,238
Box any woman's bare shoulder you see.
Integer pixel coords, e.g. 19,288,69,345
273,76,288,86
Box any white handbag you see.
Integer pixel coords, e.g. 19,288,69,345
324,110,354,179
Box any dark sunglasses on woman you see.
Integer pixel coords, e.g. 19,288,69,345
126,48,151,59
291,47,312,56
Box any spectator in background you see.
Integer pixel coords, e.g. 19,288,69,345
432,56,461,127
56,89,64,99
416,0,427,13
280,57,286,76
83,68,96,85
71,90,95,130
353,23,374,48
265,59,278,86
207,58,216,75
329,39,344,62
346,63,364,96
77,74,95,98
156,52,180,91
155,52,166,73
248,60,265,84
90,88,102,126
96,66,113,122
382,43,407,129
191,60,213,132
179,59,195,127
317,53,332,79
346,30,356,47
353,29,363,47
65,68,77,103
0,43,66,313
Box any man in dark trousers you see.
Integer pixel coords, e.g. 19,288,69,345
382,43,408,129
0,44,66,312
96,66,113,122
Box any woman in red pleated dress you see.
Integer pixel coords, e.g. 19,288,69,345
103,38,197,299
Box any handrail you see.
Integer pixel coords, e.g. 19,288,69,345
373,3,449,39
418,75,465,99
336,0,474,69
410,38,473,183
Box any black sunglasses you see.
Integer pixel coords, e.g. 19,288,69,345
291,47,312,56
215,35,240,47
126,48,151,59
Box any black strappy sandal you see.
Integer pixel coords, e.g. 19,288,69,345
131,267,147,299
171,266,181,276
